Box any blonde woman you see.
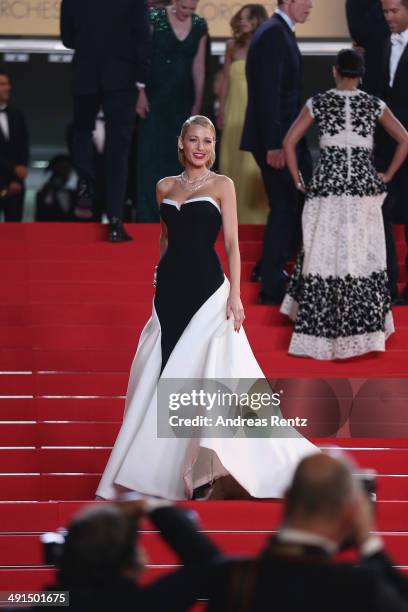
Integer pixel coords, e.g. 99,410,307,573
218,5,268,224
97,116,316,502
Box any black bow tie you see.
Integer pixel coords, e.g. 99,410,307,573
0,108,7,113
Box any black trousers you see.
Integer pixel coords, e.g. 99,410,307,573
0,191,24,221
253,147,312,299
73,89,137,219
379,160,408,299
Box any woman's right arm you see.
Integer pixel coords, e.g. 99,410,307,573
378,107,408,183
283,105,314,192
156,180,168,259
217,40,234,130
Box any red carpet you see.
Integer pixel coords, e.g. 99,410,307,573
0,222,407,604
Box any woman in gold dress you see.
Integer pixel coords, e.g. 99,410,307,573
218,4,268,224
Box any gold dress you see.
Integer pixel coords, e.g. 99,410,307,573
219,59,268,224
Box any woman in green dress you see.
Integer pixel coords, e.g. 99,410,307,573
136,0,207,221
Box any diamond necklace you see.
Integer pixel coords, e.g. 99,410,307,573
179,170,212,193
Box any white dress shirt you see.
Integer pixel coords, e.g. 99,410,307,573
277,527,338,554
278,527,384,558
275,8,295,32
0,105,9,140
389,28,408,86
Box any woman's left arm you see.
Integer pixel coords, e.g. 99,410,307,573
191,35,207,115
220,177,245,331
378,106,408,182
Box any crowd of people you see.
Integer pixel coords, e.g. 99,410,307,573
9,453,408,611
1,2,407,278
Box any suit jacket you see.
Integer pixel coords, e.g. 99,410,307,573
346,0,389,94
60,0,151,96
0,106,29,185
208,538,408,612
375,37,408,164
241,13,303,154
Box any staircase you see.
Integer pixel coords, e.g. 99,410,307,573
1,222,407,606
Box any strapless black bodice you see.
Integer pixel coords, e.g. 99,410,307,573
155,198,225,372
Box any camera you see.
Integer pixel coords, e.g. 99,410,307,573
40,529,67,566
340,469,377,551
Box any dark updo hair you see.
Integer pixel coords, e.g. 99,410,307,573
335,49,365,79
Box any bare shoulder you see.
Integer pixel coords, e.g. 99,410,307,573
225,39,235,54
214,173,235,190
156,175,179,198
213,174,236,210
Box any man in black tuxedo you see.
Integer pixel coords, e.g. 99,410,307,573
208,454,408,612
60,0,151,242
346,0,389,94
0,69,29,222
376,0,408,303
241,0,313,304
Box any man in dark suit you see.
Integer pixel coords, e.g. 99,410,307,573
346,0,389,94
241,0,313,304
60,0,151,242
376,0,408,303
208,454,408,612
0,69,29,222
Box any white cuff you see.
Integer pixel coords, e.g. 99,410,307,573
360,536,384,557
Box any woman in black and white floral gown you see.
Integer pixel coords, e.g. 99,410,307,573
281,49,408,360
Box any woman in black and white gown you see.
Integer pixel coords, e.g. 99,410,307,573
281,50,408,360
97,115,316,501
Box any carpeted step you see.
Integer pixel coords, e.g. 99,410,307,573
2,448,408,476
0,568,55,591
0,372,128,396
0,473,405,501
0,397,124,421
2,323,408,355
1,222,405,243
0,349,33,370
1,531,408,568
0,303,152,326
0,422,121,447
2,420,408,448
1,500,407,533
3,260,256,283
0,474,101,501
1,302,407,328
1,240,405,265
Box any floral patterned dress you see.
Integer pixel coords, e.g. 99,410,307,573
281,88,394,360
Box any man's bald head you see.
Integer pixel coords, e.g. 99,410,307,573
285,454,355,520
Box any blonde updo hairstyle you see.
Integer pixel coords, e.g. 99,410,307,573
178,115,216,169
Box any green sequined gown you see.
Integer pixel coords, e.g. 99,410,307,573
136,8,208,222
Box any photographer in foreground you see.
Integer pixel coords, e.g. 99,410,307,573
30,500,220,612
208,453,408,612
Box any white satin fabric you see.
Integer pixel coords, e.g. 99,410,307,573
96,279,317,500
